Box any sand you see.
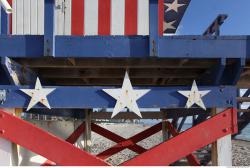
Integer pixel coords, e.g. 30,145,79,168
90,123,250,166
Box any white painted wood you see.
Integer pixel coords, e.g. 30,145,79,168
84,0,98,35
111,0,125,35
30,0,38,35
0,109,17,166
0,138,13,165
138,0,149,35
211,108,232,166
37,0,44,35
55,0,64,35
12,0,17,34
103,71,150,118
23,0,31,34
16,0,24,34
64,0,72,35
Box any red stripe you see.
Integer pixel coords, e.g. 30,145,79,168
98,0,111,35
7,0,12,34
71,0,84,35
125,0,138,35
158,0,164,35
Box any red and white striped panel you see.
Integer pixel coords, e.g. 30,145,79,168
71,0,149,35
11,0,149,36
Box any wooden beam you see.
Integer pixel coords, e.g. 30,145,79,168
14,58,217,69
211,108,232,166
0,109,18,166
38,68,200,79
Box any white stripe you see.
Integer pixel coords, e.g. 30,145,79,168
138,0,149,35
12,0,16,34
111,0,125,35
30,0,38,34
16,0,24,34
23,0,31,34
55,0,64,35
84,0,98,35
37,0,44,34
64,0,72,35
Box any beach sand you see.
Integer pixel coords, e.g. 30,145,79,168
91,123,250,166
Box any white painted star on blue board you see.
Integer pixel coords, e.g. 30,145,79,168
178,80,210,110
103,72,150,118
20,77,56,111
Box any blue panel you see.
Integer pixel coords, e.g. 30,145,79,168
44,0,55,56
55,36,149,57
0,85,237,109
0,35,44,56
158,36,247,58
149,0,159,56
0,35,249,59
0,6,8,35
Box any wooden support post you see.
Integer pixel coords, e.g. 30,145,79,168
0,109,18,166
161,110,168,141
84,109,92,152
211,108,232,166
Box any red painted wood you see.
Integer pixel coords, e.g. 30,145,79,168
41,122,86,166
98,0,111,35
7,0,12,34
71,0,84,35
122,108,237,166
158,0,164,35
125,0,138,35
93,123,162,159
0,110,108,166
166,121,201,166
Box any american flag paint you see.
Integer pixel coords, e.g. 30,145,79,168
163,0,191,34
10,0,190,36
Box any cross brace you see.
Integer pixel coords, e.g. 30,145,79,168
0,108,237,166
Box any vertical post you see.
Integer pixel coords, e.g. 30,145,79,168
0,109,18,166
149,0,160,57
211,108,232,166
0,6,9,35
84,109,92,152
44,0,55,57
161,110,168,141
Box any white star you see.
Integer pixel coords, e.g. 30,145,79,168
164,0,186,13
178,80,210,110
20,77,56,111
103,72,150,118
163,20,176,32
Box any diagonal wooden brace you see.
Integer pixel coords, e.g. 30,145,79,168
93,122,162,159
0,110,108,166
42,121,86,166
122,108,238,166
165,121,200,166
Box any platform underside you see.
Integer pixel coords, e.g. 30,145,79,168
13,58,250,87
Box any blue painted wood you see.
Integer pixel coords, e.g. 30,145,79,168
44,0,55,56
0,85,237,109
0,35,249,59
149,0,159,56
0,6,8,35
0,35,44,57
221,58,245,85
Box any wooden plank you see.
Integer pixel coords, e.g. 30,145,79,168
84,110,91,152
55,0,64,35
211,108,232,166
30,0,38,34
23,0,31,34
64,0,72,35
14,58,217,69
0,109,17,166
